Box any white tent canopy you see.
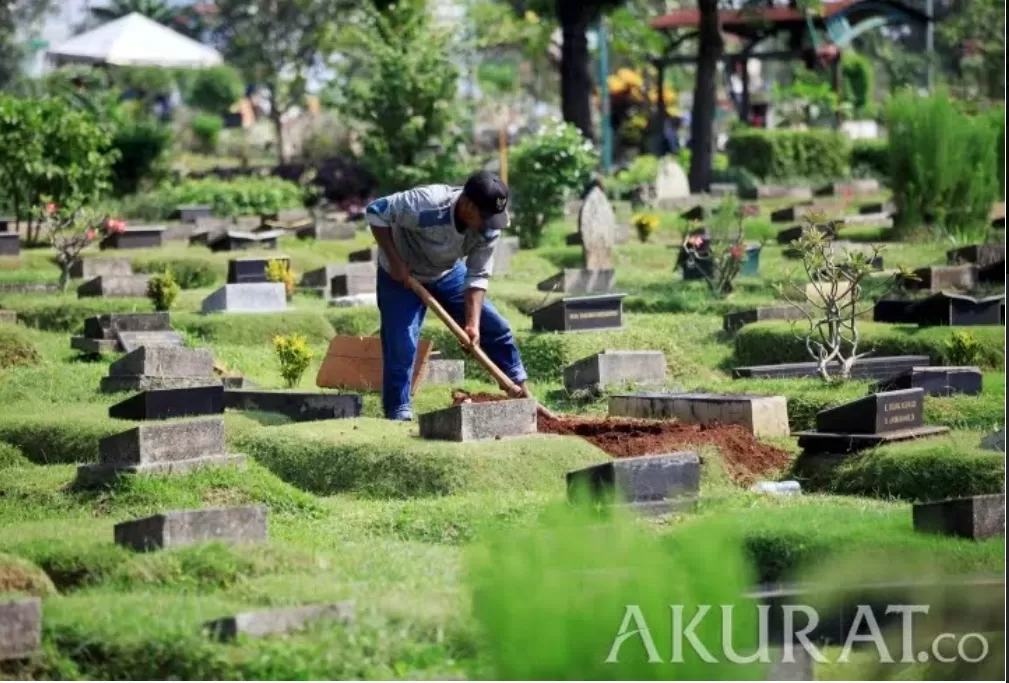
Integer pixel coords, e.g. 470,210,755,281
47,12,222,68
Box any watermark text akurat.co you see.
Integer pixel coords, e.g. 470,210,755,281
606,604,989,665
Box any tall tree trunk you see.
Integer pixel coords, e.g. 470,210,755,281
688,0,722,193
269,89,286,164
557,1,594,141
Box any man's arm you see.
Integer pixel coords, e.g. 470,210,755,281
365,195,411,283
461,236,497,346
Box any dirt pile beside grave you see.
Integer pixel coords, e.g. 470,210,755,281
451,391,793,485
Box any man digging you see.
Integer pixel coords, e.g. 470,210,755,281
365,171,531,421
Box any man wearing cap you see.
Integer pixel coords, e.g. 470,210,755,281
365,171,529,421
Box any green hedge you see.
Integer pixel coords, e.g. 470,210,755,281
6,299,154,333
793,438,1005,502
132,257,219,289
123,177,306,220
726,129,850,181
173,312,335,346
735,321,1005,370
850,138,888,181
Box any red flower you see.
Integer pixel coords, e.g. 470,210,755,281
105,218,127,233
85,228,96,241
729,245,743,260
687,235,705,248
45,202,57,215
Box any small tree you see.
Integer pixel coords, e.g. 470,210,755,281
509,120,598,248
273,333,314,388
679,196,754,297
187,65,244,113
40,202,114,291
780,215,916,381
147,270,180,311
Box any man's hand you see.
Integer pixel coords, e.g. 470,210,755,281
463,323,480,349
388,259,412,285
463,288,484,349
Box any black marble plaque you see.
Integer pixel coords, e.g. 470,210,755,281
531,294,626,333
816,388,924,435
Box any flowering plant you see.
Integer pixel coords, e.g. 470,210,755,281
39,200,110,291
679,196,748,298
631,212,660,243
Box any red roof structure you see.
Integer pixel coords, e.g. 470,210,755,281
651,0,863,33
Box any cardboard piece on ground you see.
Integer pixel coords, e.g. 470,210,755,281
316,336,432,392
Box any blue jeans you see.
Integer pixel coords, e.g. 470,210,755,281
377,262,527,420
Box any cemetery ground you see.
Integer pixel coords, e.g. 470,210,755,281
0,197,1005,679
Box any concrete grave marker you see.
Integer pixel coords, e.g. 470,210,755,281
77,275,151,298
563,351,666,393
223,389,362,422
0,233,20,256
0,597,41,662
530,294,626,333
228,257,290,284
906,292,1004,327
114,505,267,551
567,452,700,514
423,353,465,385
493,235,519,276
114,330,185,353
655,157,690,206
99,226,164,250
206,602,356,641
207,230,280,252
536,269,615,295
913,495,1005,541
902,265,977,292
109,385,225,421
733,356,931,382
722,305,807,334
579,187,617,271
177,204,211,222
873,366,982,397
101,346,217,392
69,257,133,280
609,392,790,438
201,282,287,313
349,246,379,263
73,312,177,354
419,399,537,442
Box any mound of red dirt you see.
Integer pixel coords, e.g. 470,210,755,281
451,390,792,485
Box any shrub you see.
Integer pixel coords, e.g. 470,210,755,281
174,311,334,346
273,333,314,388
266,259,295,299
631,212,659,243
850,138,888,180
191,113,224,154
608,154,658,199
841,51,874,114
108,116,172,196
945,330,985,366
735,321,1005,370
147,270,180,311
0,552,57,597
0,327,42,370
186,65,244,113
5,299,155,334
153,177,304,218
41,203,110,291
133,258,217,289
887,91,1000,242
0,442,30,468
725,129,850,181
510,121,598,248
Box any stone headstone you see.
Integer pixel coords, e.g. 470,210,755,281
296,221,356,241
101,346,217,393
201,283,287,314
205,602,356,641
530,294,626,333
655,158,690,203
331,271,377,297
723,305,806,334
770,203,816,223
77,275,151,298
99,227,164,250
777,222,837,246
563,351,666,393
207,230,280,252
815,179,880,197
578,187,616,271
872,366,982,397
109,385,225,421
906,292,1004,327
73,312,175,354
493,236,519,276
114,330,185,353
423,358,465,385
978,259,1005,285
741,185,813,201
980,429,1005,453
872,298,916,324
114,505,267,551
913,495,1005,541
419,399,537,442
903,265,977,293
0,597,41,662
69,257,133,280
228,257,290,284
536,269,615,295
300,263,374,291
609,392,790,438
567,452,700,514
0,233,20,256
222,390,362,422
177,204,212,222
349,247,379,263
733,356,931,382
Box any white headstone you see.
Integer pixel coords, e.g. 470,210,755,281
655,158,690,201
578,187,617,271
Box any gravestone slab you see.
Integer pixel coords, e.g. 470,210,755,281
0,215,15,232
108,346,214,379
331,271,377,297
795,388,949,454
77,275,151,298
946,244,1005,268
99,227,164,250
227,256,290,284
566,452,700,514
349,246,379,263
0,597,41,662
162,224,196,241
741,185,813,201
578,187,617,270
423,358,465,385
71,336,119,354
709,183,737,197
563,351,666,393
69,257,133,279
114,505,267,551
903,265,977,292
872,298,917,324
493,235,519,276
83,312,171,339
530,294,626,333
978,259,1005,285
109,385,225,421
655,158,690,203
872,366,982,397
301,263,374,291
201,283,287,313
859,201,894,215
206,602,356,641
296,221,355,240
223,390,362,422
837,212,892,228
177,204,211,222
980,428,1005,453
536,269,615,295
609,392,790,438
681,204,706,221
114,330,185,353
733,355,930,381
419,399,537,442
770,203,817,223
723,305,806,334
907,292,1004,326
816,179,880,197
207,230,280,252
776,222,837,245
0,233,20,256
913,495,1005,541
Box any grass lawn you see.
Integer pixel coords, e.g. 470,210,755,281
1,193,1004,679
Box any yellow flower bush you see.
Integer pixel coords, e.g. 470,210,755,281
265,259,296,299
631,213,660,243
273,333,315,388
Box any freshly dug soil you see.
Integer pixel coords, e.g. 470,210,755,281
451,390,792,485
